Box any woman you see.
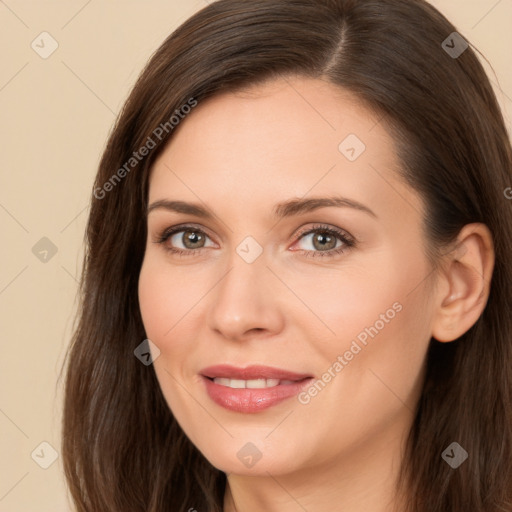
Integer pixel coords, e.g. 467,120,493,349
62,0,512,510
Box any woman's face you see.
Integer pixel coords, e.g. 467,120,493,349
138,76,437,477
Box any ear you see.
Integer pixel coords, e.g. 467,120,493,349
431,223,495,343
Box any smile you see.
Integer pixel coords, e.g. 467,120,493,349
212,378,296,388
200,365,314,413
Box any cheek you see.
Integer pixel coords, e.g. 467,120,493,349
281,263,409,356
138,261,170,340
317,244,433,349
298,248,432,404
314,268,432,420
138,254,198,340
294,281,431,464
137,258,200,413
138,254,215,379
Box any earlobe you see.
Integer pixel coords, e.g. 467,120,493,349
431,223,495,343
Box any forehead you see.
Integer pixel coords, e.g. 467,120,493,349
148,76,422,224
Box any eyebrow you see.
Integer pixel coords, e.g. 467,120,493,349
147,196,377,219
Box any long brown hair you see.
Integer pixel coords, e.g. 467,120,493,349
61,0,512,510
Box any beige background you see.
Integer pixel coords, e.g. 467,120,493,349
0,1,511,510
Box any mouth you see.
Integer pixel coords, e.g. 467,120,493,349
206,377,303,388
200,364,314,413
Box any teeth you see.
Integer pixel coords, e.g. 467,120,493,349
212,378,283,388
228,379,245,389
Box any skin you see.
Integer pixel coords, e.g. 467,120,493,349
138,76,494,512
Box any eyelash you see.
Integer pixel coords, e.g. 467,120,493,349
153,223,355,259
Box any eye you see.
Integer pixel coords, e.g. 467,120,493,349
154,225,215,257
291,224,355,259
153,223,355,259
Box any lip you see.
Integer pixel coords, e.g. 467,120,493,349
200,364,314,413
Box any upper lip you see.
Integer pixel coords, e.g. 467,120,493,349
200,364,313,381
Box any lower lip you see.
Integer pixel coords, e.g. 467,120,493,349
201,376,313,413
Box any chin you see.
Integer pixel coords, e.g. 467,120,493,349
194,436,304,477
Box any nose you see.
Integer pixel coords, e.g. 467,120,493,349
207,250,285,341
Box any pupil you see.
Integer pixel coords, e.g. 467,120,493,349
185,231,203,248
314,232,334,250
